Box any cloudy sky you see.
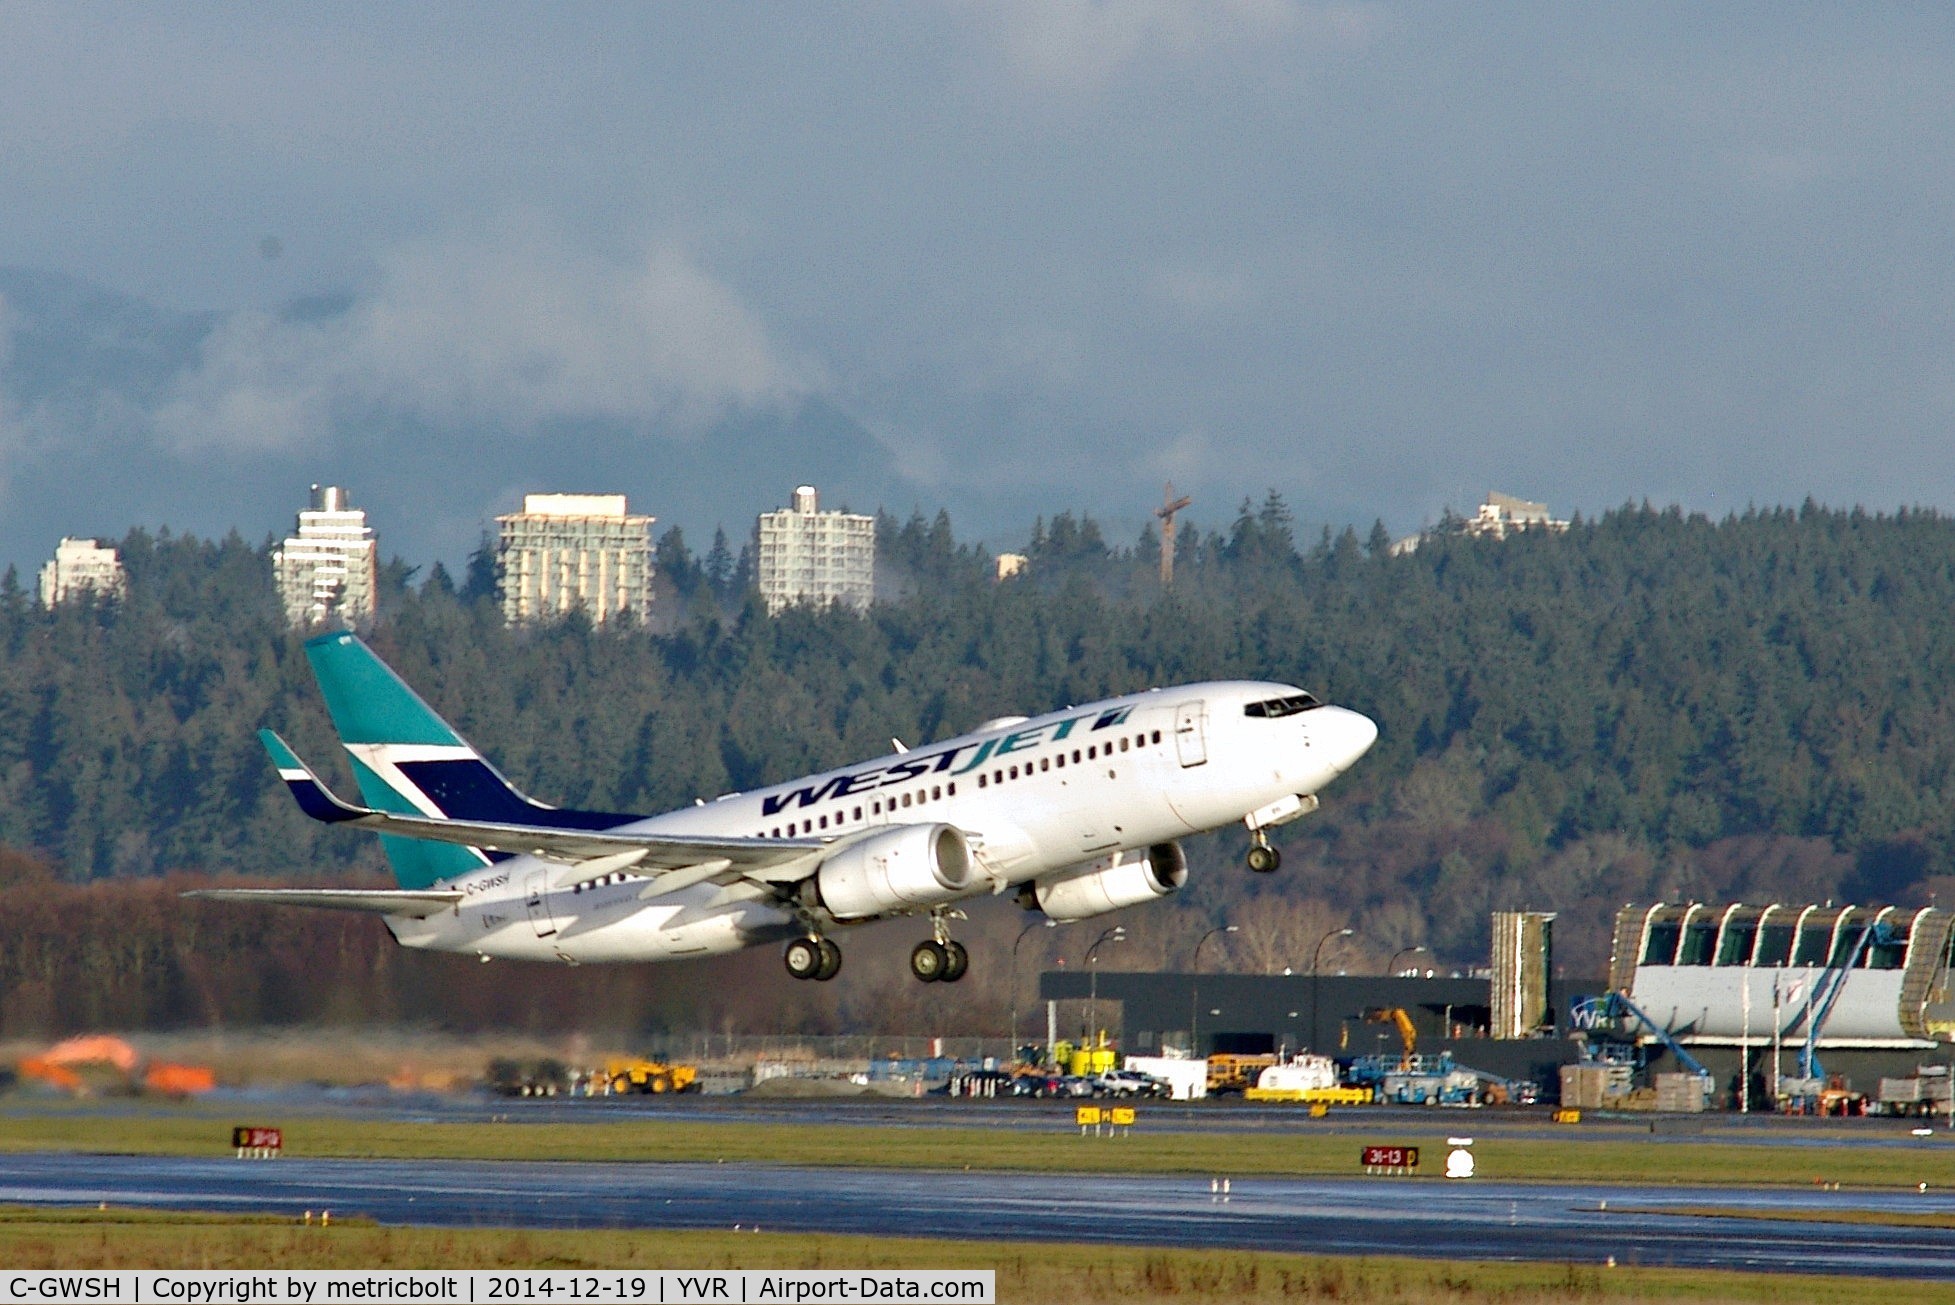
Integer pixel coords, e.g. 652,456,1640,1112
0,3,1951,566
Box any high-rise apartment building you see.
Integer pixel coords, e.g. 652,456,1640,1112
271,485,377,628
495,493,655,626
38,537,127,608
755,485,875,615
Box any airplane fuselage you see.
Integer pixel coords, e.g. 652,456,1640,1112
387,681,1376,964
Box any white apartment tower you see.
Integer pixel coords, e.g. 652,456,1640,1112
756,484,875,615
271,485,378,628
495,493,655,626
38,538,127,608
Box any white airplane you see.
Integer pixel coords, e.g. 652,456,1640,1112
191,631,1377,983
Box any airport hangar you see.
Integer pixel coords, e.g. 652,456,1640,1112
1040,903,1955,1100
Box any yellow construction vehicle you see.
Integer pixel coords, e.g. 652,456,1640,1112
591,1058,698,1095
1363,1007,1418,1070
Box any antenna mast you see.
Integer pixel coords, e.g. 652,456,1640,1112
1155,482,1193,589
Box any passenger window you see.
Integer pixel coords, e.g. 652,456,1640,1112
1088,745,1097,759
819,815,828,829
1009,765,1019,780
1040,758,1049,772
931,785,941,800
1072,749,1081,763
1056,754,1066,769
947,782,956,796
853,806,862,821
979,774,988,789
901,792,911,808
1152,730,1162,744
1119,738,1130,753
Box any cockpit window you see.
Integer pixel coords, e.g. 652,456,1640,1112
1244,693,1321,718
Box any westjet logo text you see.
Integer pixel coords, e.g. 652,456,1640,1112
760,707,1135,817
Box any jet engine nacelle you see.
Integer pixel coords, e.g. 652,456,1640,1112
1027,842,1188,923
815,823,977,920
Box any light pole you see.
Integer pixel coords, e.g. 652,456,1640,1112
1385,945,1430,977
1189,925,1239,1058
1085,926,1126,1056
1010,919,1057,1064
1311,927,1356,1054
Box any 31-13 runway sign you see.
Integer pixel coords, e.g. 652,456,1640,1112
1360,1145,1418,1169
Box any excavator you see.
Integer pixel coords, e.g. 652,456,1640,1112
1363,1007,1418,1070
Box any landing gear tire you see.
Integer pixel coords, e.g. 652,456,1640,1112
940,940,969,983
814,938,843,981
784,937,824,980
1246,843,1282,874
910,940,949,983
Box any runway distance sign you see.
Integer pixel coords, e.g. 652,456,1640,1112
1360,1145,1418,1170
231,1126,282,1156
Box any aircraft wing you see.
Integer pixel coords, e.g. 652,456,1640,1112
261,730,837,888
182,887,464,918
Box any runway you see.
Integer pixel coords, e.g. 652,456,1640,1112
8,1151,1954,1278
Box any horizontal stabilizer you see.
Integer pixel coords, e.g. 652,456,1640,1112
259,729,367,824
183,887,464,918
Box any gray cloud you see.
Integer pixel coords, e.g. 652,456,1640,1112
155,221,801,453
0,6,1952,560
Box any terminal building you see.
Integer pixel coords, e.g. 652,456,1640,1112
270,485,377,628
755,485,875,615
38,537,127,608
495,493,655,626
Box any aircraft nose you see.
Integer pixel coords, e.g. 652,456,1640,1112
1320,707,1379,771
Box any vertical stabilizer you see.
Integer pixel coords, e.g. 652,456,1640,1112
298,632,639,889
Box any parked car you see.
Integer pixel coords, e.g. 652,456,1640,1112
1093,1069,1170,1098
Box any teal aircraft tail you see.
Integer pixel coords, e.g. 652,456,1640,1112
274,631,636,888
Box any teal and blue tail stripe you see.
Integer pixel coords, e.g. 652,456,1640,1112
268,632,643,889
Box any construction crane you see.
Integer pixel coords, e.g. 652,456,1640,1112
1156,483,1193,589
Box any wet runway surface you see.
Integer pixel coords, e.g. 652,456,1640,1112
10,1151,1955,1278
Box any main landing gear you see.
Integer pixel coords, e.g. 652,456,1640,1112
784,936,843,982
910,911,969,983
1246,830,1282,874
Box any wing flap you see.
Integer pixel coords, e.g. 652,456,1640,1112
183,888,463,918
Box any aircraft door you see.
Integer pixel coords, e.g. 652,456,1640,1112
523,870,557,938
1174,700,1208,767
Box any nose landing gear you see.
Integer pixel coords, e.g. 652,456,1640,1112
1246,831,1282,874
784,936,843,981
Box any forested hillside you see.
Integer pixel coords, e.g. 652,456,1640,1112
0,498,1951,1020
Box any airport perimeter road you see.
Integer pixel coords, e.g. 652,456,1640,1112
5,1152,1954,1278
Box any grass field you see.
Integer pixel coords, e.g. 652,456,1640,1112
0,1105,1949,1191
0,1209,1947,1305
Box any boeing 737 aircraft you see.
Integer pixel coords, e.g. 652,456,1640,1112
191,631,1377,983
